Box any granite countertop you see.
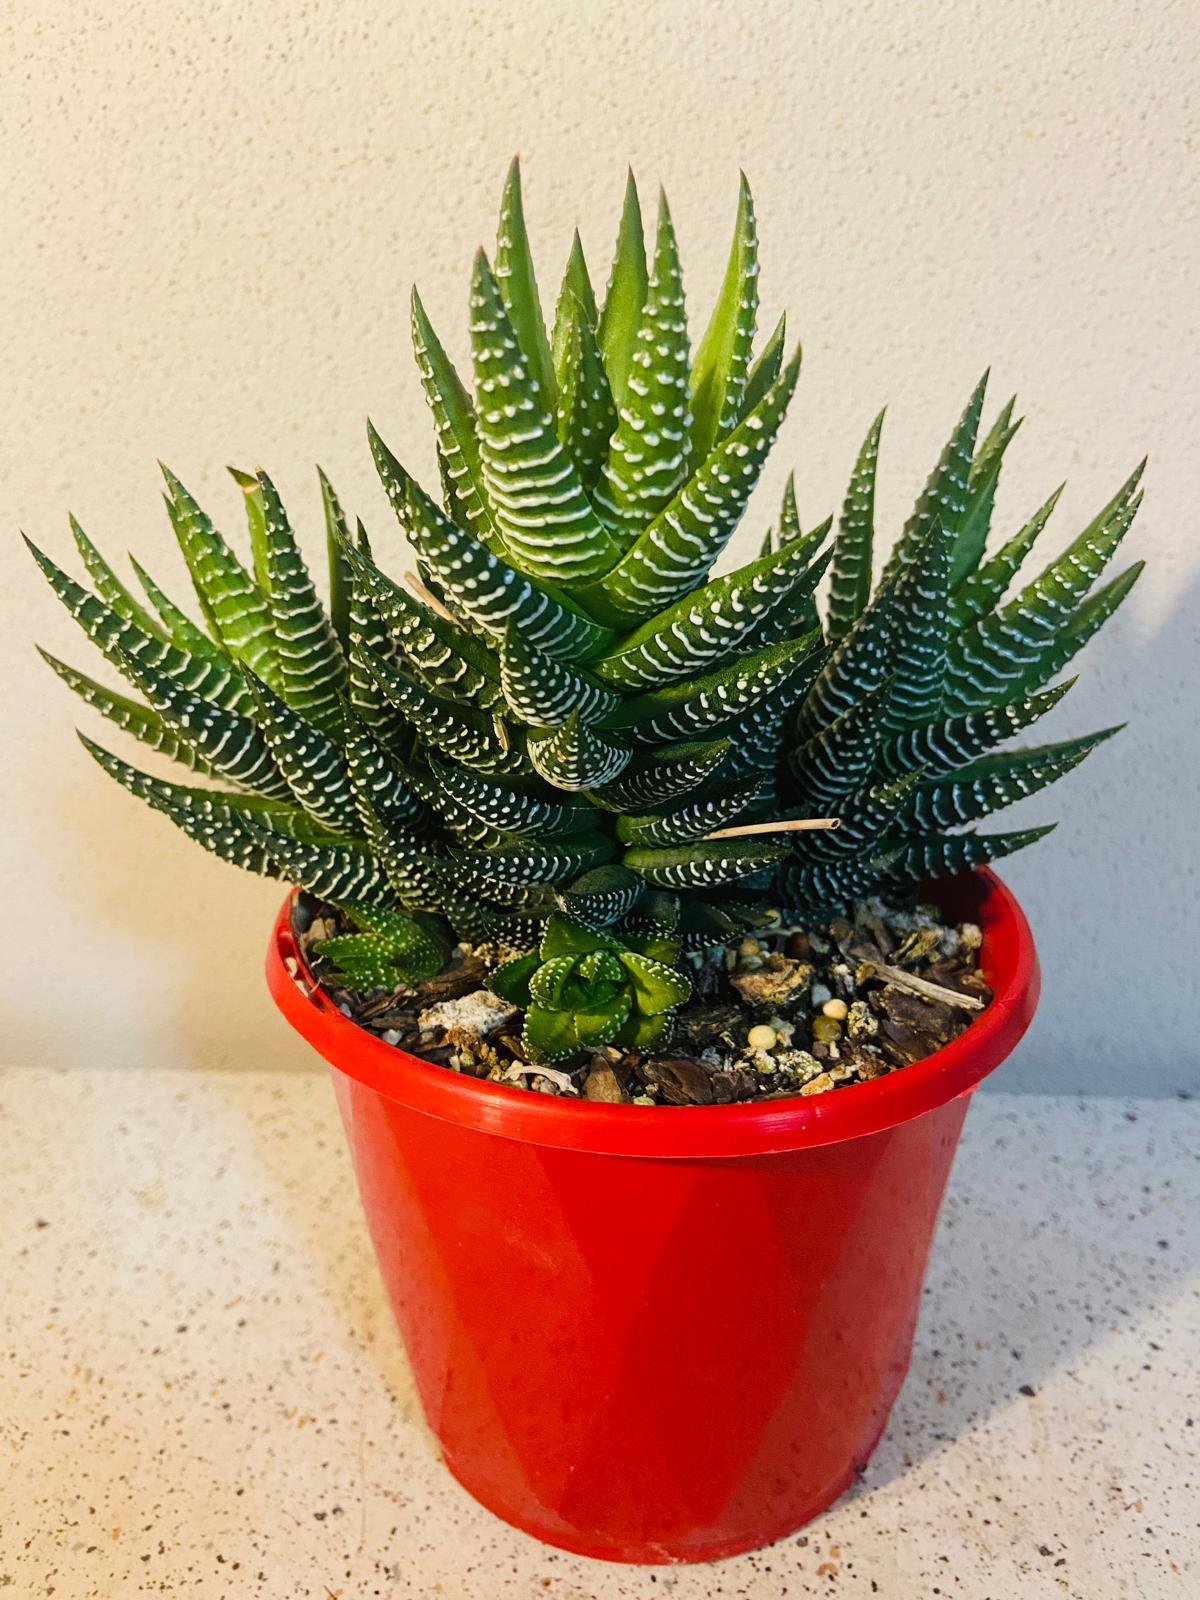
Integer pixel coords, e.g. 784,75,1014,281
3,1068,1196,1598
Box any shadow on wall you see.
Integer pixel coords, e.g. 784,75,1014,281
988,558,1199,1098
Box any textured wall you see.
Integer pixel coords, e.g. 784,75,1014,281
3,0,1196,1092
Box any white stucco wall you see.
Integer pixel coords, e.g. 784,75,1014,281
2,0,1196,1091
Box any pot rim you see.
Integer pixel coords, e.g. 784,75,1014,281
265,866,1038,1159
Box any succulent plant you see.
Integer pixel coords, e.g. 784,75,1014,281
32,160,1141,986
488,912,690,1062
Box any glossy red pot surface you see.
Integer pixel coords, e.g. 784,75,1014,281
266,868,1038,1563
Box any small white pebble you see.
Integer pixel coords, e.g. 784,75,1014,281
382,1028,402,1046
747,1024,778,1051
822,998,849,1022
960,922,983,950
810,983,832,1007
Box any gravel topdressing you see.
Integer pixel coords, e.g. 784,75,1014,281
291,894,993,1105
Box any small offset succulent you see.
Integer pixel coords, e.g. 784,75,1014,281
32,161,1142,1014
311,903,452,991
488,912,690,1062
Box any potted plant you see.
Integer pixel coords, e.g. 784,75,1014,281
31,161,1142,1564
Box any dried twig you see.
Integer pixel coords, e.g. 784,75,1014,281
403,569,457,623
704,817,841,841
860,960,985,1012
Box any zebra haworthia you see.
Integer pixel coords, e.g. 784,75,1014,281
32,162,1140,1017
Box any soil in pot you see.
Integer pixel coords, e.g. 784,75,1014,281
291,893,992,1106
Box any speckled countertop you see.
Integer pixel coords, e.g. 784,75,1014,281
3,1070,1196,1599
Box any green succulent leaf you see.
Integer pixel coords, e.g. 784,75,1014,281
427,754,593,837
410,286,504,555
315,902,451,990
247,824,395,906
528,711,631,790
319,469,354,654
615,775,764,847
360,640,525,775
499,622,621,727
591,524,829,692
127,556,224,663
371,430,617,662
942,465,1143,714
227,465,272,591
827,410,883,645
616,949,691,1014
450,834,617,888
488,949,541,1007
81,735,342,879
950,398,1022,586
522,1005,584,1063
594,192,692,542
257,470,347,735
875,678,1076,784
906,728,1119,832
471,251,621,584
342,721,430,832
950,485,1063,633
552,284,616,492
342,538,502,709
541,910,621,958
28,536,252,715
735,311,786,425
886,824,1059,887
596,170,649,407
494,156,556,407
555,864,644,925
159,467,278,685
589,737,731,810
552,231,600,363
114,645,293,800
70,517,165,639
622,836,789,889
601,633,821,746
690,172,758,462
245,670,358,832
39,648,220,777
578,345,802,627
877,373,987,592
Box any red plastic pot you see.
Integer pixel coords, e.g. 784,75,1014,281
265,867,1037,1564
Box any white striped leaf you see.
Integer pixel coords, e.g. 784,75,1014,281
827,410,883,645
594,193,691,542
591,523,829,691
577,345,801,627
370,426,617,662
160,466,278,685
528,712,631,791
622,836,788,890
596,170,648,408
40,649,220,778
499,623,621,727
471,252,621,584
690,173,758,462
410,286,505,555
494,157,556,406
258,470,347,735
600,633,819,747
28,537,252,715
245,671,358,833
